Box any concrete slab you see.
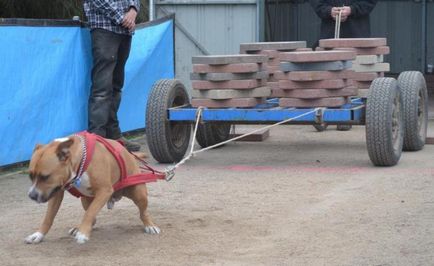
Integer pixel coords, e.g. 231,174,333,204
279,97,348,107
193,63,261,73
229,127,270,142
319,38,387,48
266,65,280,73
316,46,390,55
352,63,390,73
190,71,269,81
277,70,354,81
192,79,267,90
355,55,384,65
279,50,356,62
267,82,279,90
268,58,281,66
239,41,306,52
272,87,358,99
241,49,279,59
191,97,264,108
280,61,352,72
278,79,347,90
192,55,267,65
354,81,373,89
357,88,370,97
191,86,271,100
351,72,384,81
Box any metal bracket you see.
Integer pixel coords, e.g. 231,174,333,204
315,108,325,124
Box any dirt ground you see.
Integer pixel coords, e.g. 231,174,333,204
1,122,434,266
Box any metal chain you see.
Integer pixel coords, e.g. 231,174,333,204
63,134,87,190
74,134,87,178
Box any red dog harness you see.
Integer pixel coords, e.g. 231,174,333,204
65,131,166,198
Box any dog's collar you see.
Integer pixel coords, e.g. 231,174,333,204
63,134,87,191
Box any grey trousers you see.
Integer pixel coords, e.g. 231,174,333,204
88,28,132,139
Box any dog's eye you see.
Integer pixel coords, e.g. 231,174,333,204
39,175,50,181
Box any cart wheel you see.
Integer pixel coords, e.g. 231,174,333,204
398,71,428,151
146,79,191,163
313,123,328,132
196,123,231,148
365,78,404,166
336,125,352,131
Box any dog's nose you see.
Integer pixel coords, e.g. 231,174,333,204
28,189,39,201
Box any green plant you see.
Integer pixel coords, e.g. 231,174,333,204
0,0,149,23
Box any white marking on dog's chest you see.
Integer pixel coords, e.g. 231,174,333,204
71,172,94,197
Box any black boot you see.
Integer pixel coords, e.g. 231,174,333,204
117,137,141,152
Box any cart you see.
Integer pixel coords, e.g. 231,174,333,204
145,71,428,167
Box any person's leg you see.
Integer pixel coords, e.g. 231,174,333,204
106,35,141,151
106,34,132,140
88,29,122,138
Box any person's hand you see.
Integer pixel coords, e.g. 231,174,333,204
331,7,341,20
341,6,351,18
122,8,137,31
338,6,351,22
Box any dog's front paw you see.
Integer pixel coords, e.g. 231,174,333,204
24,232,44,244
74,231,89,244
144,226,161,235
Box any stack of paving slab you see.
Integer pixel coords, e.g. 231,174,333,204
273,50,357,108
190,55,270,108
239,41,309,92
317,38,390,97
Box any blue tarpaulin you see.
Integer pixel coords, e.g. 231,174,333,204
0,16,175,167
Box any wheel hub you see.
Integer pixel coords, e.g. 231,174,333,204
391,95,401,151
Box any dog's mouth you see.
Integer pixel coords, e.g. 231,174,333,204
44,186,62,202
33,186,61,203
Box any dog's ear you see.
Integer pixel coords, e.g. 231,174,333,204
33,144,43,152
56,139,74,162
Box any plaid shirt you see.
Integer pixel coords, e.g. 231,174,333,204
84,0,140,35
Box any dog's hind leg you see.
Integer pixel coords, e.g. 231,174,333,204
69,197,97,237
80,197,97,226
73,188,113,243
125,184,160,234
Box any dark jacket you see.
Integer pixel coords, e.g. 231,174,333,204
310,0,377,39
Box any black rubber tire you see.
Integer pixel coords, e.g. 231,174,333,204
146,79,191,163
196,123,231,148
336,125,352,131
365,78,404,166
398,71,428,151
313,123,328,132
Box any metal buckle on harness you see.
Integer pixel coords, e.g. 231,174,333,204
164,167,175,181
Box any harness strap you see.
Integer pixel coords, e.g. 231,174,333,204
113,172,166,191
66,131,165,198
93,135,128,181
68,187,83,198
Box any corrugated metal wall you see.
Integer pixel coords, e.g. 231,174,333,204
155,0,259,90
265,0,433,74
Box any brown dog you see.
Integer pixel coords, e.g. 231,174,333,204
25,135,160,244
